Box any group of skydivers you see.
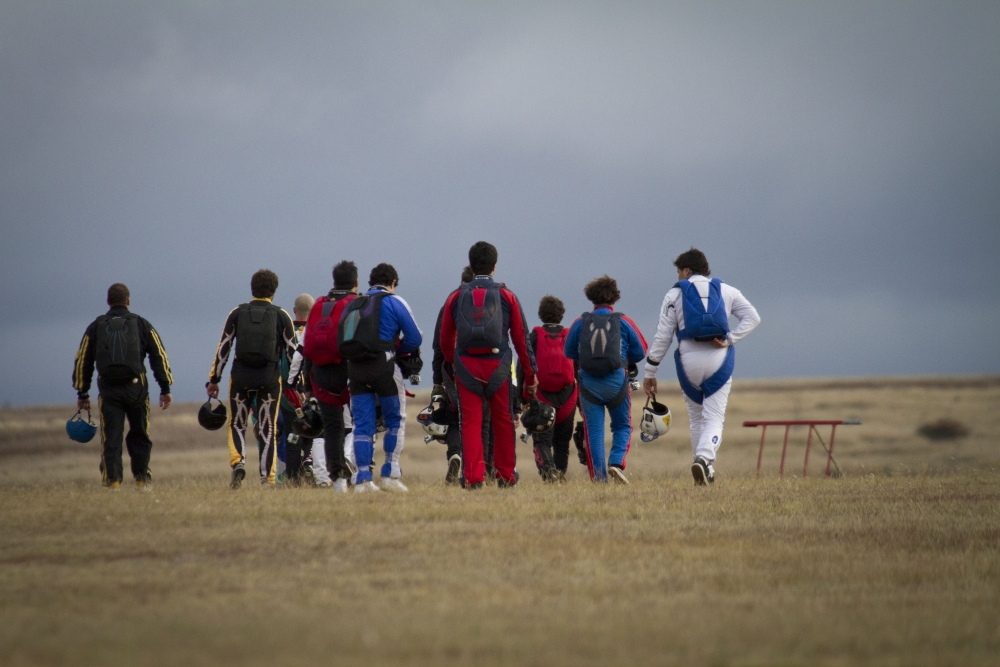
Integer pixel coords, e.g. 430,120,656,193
71,241,760,492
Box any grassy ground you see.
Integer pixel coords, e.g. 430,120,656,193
2,377,999,666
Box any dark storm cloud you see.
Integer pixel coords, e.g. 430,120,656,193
1,1,998,405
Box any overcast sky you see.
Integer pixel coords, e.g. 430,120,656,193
1,1,998,406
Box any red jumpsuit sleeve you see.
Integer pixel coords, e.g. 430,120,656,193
503,289,536,386
439,290,460,365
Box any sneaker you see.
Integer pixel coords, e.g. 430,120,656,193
466,481,484,490
497,471,520,489
354,480,382,493
315,479,333,489
608,465,629,485
445,455,462,485
692,457,711,486
381,477,409,492
135,479,152,492
707,463,716,484
540,466,560,483
333,478,349,493
107,481,121,492
230,465,246,490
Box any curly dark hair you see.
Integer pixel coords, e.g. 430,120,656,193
537,295,565,324
251,269,279,298
369,263,399,288
673,248,710,276
468,241,498,275
107,283,130,307
460,265,475,283
332,260,358,290
583,275,620,306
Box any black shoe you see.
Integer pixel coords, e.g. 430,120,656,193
230,465,246,490
691,457,711,486
497,471,520,489
467,481,483,490
608,465,629,485
541,467,559,483
445,455,462,485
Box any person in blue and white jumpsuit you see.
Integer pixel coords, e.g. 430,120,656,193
643,248,760,485
346,263,422,493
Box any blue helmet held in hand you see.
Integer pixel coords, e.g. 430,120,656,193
66,409,97,443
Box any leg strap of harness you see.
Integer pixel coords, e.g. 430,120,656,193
674,346,735,405
455,350,512,400
578,375,628,410
674,349,703,404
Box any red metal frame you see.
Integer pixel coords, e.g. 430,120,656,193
743,420,860,478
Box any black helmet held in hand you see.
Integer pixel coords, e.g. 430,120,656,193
198,399,228,431
292,397,324,438
520,398,556,433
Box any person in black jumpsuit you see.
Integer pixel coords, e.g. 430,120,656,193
206,269,297,489
73,283,173,490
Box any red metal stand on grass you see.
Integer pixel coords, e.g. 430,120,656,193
743,420,861,478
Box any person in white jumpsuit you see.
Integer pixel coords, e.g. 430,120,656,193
643,248,760,485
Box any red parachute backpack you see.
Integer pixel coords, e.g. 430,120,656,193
303,294,356,365
534,326,575,392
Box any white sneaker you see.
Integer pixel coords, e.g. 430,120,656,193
333,478,349,493
316,479,333,488
608,465,629,485
354,481,381,493
381,477,409,492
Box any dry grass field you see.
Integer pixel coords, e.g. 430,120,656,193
2,376,999,666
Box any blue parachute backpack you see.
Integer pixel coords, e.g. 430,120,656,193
676,278,730,342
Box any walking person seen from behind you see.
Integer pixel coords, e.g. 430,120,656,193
643,248,760,485
290,260,361,492
438,241,537,490
564,275,647,484
72,283,173,490
207,269,298,489
338,263,422,493
527,295,578,482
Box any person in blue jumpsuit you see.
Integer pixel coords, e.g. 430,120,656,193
565,275,647,484
344,263,422,492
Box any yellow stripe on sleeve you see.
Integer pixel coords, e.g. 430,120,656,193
74,336,90,390
150,329,174,385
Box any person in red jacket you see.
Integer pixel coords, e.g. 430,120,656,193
439,241,537,489
528,295,578,482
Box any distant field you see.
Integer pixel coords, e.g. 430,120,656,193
4,375,998,483
1,377,998,666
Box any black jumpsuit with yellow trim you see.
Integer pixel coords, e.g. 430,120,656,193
208,298,297,484
73,306,173,486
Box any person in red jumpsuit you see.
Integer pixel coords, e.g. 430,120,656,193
439,241,537,489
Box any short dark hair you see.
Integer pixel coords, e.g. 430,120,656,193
369,263,398,288
538,295,565,324
251,269,279,298
468,241,498,275
673,248,710,276
583,275,620,306
460,266,475,283
107,283,130,307
332,260,358,290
